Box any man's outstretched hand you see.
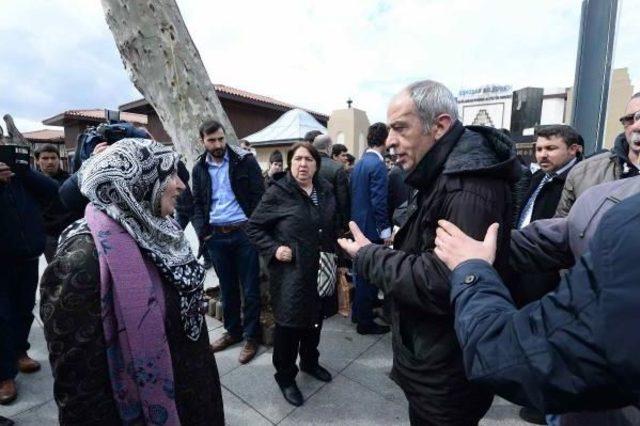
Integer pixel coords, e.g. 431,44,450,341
337,221,372,258
434,220,499,270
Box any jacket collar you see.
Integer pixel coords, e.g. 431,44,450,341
198,143,247,166
405,120,465,190
365,148,384,162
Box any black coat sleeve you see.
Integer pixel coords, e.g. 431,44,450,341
245,189,282,263
22,168,59,207
354,189,505,315
450,257,634,414
246,155,266,216
510,218,574,273
191,164,206,239
59,172,89,217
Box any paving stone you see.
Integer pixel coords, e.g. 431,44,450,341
221,387,273,426
340,332,405,405
22,258,528,426
9,399,58,425
317,315,382,373
205,313,223,331
209,327,270,377
2,326,54,418
279,374,409,426
220,349,330,424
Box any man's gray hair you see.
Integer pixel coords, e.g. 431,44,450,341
405,80,458,132
312,134,332,152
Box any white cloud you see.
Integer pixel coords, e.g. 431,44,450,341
0,0,637,129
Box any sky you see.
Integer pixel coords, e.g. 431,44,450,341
0,0,638,134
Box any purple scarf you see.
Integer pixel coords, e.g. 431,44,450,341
86,204,180,425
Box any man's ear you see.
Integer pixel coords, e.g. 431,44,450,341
569,143,580,156
432,114,454,140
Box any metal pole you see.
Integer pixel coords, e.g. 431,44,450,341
571,0,619,154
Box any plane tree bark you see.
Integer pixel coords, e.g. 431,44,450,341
101,0,237,170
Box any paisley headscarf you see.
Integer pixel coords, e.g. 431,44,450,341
79,138,206,340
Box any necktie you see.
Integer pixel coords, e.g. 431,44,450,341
518,174,553,229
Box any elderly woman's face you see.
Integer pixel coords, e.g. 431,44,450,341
290,147,317,184
160,173,186,217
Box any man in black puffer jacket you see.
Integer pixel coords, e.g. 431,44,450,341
339,80,520,425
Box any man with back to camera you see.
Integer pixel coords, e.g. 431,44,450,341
348,122,392,336
313,134,351,234
192,120,264,364
339,80,520,425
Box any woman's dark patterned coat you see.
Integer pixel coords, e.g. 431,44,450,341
40,231,225,425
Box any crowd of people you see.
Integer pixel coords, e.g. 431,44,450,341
1,80,640,425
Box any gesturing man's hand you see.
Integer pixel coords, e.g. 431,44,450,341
337,221,372,259
434,220,499,270
275,245,293,262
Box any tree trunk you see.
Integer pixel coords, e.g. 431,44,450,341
100,0,237,171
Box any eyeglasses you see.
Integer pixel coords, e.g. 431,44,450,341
619,110,640,127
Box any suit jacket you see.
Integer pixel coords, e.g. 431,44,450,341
350,151,390,241
513,162,576,306
518,165,572,224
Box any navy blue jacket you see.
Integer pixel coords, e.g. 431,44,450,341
0,169,59,258
350,150,390,241
450,191,640,414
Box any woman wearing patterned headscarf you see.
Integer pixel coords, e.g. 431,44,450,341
40,139,224,425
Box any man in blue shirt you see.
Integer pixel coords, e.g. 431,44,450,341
192,120,265,364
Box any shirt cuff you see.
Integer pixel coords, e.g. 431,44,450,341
379,227,392,239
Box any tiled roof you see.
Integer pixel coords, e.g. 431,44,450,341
213,84,328,118
119,84,329,120
43,109,148,126
23,129,65,142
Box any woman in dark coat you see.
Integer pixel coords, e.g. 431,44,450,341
40,139,224,425
246,142,337,407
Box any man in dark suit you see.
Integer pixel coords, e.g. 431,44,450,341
513,125,582,308
349,123,392,335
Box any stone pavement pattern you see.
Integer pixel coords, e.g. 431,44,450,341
2,309,527,425
1,228,528,424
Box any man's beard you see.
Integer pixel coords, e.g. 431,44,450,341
210,147,226,158
630,132,640,146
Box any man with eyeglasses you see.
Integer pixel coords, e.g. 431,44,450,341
556,92,640,217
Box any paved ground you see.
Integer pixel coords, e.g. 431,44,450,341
1,226,529,425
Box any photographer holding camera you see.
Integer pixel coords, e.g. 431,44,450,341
60,121,151,216
0,149,58,405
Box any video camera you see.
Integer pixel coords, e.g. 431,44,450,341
73,109,151,171
0,144,31,174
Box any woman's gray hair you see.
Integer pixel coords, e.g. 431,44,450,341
405,80,458,132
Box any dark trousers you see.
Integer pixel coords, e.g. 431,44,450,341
273,320,322,386
352,272,378,326
0,258,39,380
206,229,261,339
